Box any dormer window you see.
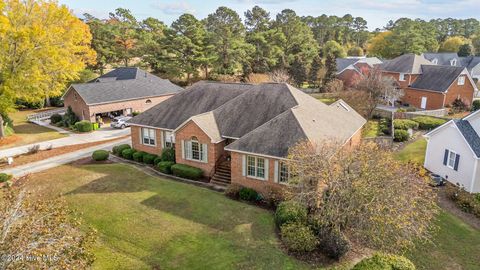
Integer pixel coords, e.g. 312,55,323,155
432,58,438,65
451,59,457,66
458,76,465,85
399,73,406,81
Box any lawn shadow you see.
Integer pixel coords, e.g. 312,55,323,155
13,123,52,135
67,173,149,194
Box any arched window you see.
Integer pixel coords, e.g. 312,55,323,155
184,136,207,162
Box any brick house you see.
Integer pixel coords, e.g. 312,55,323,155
336,57,383,87
128,81,366,194
63,67,183,122
379,54,477,110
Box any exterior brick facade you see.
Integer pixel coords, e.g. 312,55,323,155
174,120,226,177
337,69,361,87
130,126,164,155
444,75,475,106
63,88,173,122
402,88,445,110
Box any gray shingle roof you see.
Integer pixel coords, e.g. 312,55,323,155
380,54,433,74
423,53,460,66
128,81,252,129
336,58,358,73
410,65,465,92
454,119,480,157
70,68,184,105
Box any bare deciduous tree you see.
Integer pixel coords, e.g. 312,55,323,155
268,69,291,83
324,78,344,93
0,181,96,269
286,141,438,253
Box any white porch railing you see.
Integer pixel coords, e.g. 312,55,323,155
27,107,66,122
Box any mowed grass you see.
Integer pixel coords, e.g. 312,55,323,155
406,211,480,270
0,109,66,149
362,120,381,138
25,163,309,270
394,138,427,165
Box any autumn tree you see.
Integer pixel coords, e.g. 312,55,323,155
0,183,97,269
286,141,438,253
353,68,397,117
367,31,394,58
0,0,95,137
347,46,364,56
439,36,469,52
323,40,346,58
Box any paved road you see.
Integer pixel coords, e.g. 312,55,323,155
0,126,130,158
2,138,130,177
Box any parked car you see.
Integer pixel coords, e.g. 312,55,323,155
429,173,446,187
110,116,132,129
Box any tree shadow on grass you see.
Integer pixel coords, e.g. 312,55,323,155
14,123,52,135
67,173,149,195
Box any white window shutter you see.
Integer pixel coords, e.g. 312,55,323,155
264,159,269,181
187,141,192,159
160,130,164,148
242,155,246,176
202,144,208,163
181,140,185,159
140,128,144,145
274,161,279,183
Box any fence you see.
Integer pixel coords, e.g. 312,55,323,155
27,107,66,122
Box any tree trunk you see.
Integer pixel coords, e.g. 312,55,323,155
0,115,5,139
45,95,51,107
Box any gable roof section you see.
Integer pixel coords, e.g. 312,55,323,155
380,54,433,74
454,119,480,158
212,83,298,138
336,57,382,74
128,81,251,130
423,53,460,66
336,58,359,73
410,65,465,92
70,67,184,105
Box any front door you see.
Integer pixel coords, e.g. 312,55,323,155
420,97,427,109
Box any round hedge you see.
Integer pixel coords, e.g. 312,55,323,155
121,148,136,160
113,144,131,156
157,161,175,174
143,153,158,164
0,173,12,183
352,253,415,270
160,147,176,162
133,151,147,162
50,113,63,124
394,129,410,142
239,187,259,201
280,222,318,252
92,150,109,161
74,120,92,132
274,200,308,227
393,119,419,130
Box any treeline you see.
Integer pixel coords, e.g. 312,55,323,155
85,6,480,85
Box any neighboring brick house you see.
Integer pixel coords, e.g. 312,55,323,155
336,57,383,87
379,54,477,110
128,81,366,194
423,52,480,81
63,67,183,122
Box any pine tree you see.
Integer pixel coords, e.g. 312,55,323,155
289,56,307,86
324,54,337,84
309,55,324,86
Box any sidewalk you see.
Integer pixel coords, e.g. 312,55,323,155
0,127,130,158
2,138,130,177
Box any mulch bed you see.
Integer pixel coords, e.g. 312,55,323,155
0,135,128,169
70,157,114,166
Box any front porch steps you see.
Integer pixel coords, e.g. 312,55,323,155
211,161,231,187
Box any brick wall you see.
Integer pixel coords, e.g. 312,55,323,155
230,152,283,195
381,71,419,89
131,126,164,155
337,69,361,87
63,88,90,121
403,88,445,110
444,75,475,106
174,120,226,177
64,87,174,122
345,128,363,149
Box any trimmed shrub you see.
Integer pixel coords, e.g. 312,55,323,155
472,100,480,111
412,116,447,130
50,113,63,124
92,150,109,161
379,118,391,135
113,144,131,156
143,153,158,164
157,161,175,174
280,222,318,252
225,184,243,199
171,164,203,180
316,227,350,260
0,173,12,183
74,120,93,132
62,106,79,127
133,151,147,162
239,187,259,201
352,253,416,270
393,119,419,130
153,156,163,166
394,129,410,142
121,148,136,160
274,201,308,227
160,147,176,162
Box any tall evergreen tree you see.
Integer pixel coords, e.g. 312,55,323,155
324,54,337,84
289,56,307,86
309,55,324,86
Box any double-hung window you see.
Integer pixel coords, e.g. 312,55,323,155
184,137,207,163
278,162,289,184
141,128,156,146
458,76,465,85
163,131,175,148
246,155,266,180
399,73,406,81
444,149,460,171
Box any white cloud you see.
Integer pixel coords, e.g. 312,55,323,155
150,1,196,15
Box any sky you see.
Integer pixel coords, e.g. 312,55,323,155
58,0,480,30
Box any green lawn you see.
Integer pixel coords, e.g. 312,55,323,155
26,164,310,270
0,109,66,149
406,211,480,270
394,138,427,165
